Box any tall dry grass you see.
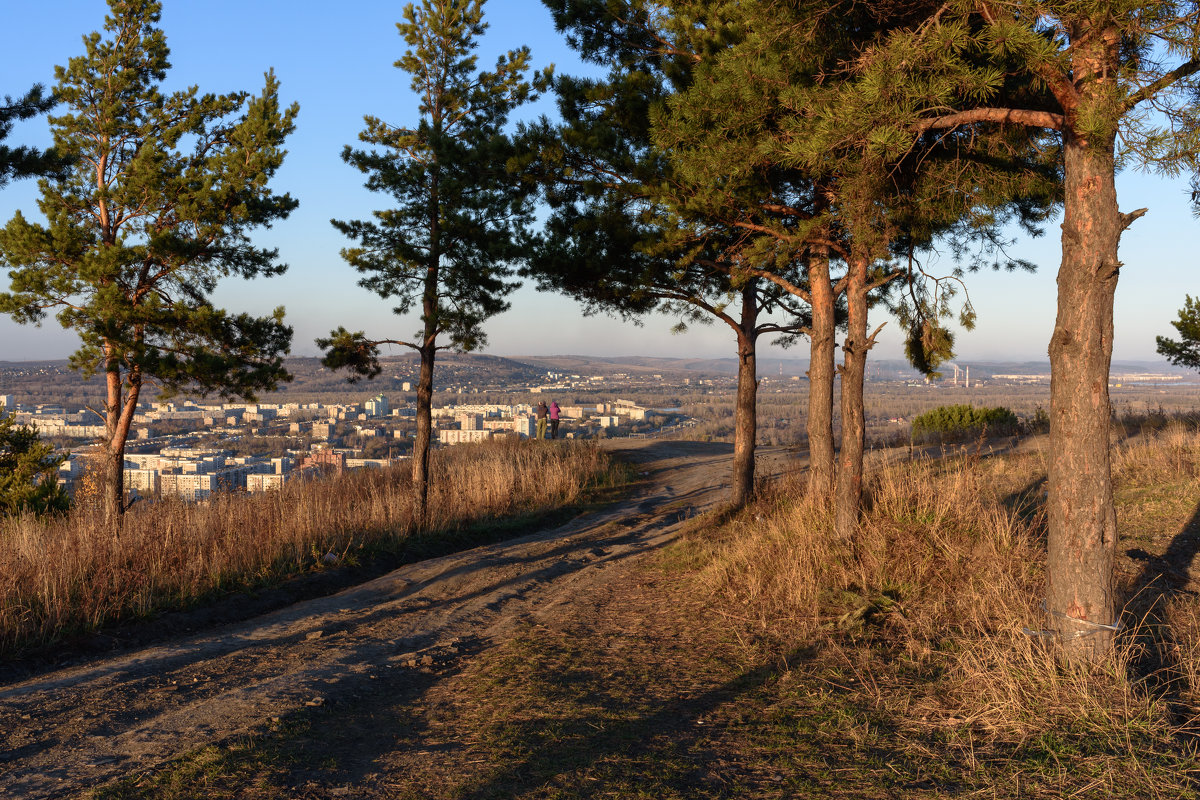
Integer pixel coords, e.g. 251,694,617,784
0,438,616,657
681,428,1200,786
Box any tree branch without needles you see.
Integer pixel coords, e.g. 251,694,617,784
913,107,1064,133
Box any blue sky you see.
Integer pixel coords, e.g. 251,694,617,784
0,0,1194,366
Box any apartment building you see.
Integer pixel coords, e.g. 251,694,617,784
247,472,291,492
365,394,390,417
439,429,492,445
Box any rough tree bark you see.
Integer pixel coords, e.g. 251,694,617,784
413,170,441,528
806,245,837,505
730,281,760,509
412,343,435,527
1043,20,1143,659
834,255,869,541
101,352,139,525
1045,67,1124,658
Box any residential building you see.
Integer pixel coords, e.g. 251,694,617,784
365,394,390,417
302,448,346,473
439,429,492,445
247,473,291,492
512,415,536,438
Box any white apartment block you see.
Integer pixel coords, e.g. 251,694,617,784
29,419,106,438
345,457,395,469
0,395,13,411
513,416,536,438
439,429,492,445
365,394,390,417
247,472,291,493
159,466,251,501
124,468,159,494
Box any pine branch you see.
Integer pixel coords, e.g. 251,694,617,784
913,107,1064,134
1125,59,1200,111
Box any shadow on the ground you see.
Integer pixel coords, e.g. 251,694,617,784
171,640,955,800
1121,496,1200,722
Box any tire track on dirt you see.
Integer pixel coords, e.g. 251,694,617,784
0,440,795,799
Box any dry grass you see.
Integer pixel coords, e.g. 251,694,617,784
675,425,1200,794
0,438,617,658
82,425,1200,799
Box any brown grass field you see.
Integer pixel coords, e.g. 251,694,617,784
0,438,619,660
77,416,1200,799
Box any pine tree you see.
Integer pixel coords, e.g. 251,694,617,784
1157,295,1200,370
530,0,815,509
568,0,1057,528
0,0,298,523
837,0,1200,659
0,412,68,516
320,0,547,524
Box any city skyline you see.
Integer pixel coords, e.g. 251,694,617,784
0,0,1195,367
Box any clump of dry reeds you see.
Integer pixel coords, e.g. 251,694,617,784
0,438,614,657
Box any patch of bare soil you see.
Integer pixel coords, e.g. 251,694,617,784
0,440,796,799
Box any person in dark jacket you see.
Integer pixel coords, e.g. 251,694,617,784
535,401,549,440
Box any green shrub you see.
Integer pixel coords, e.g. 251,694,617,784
910,404,1018,443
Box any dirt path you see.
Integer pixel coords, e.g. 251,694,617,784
0,440,797,799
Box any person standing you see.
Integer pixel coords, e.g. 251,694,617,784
535,401,549,440
549,400,561,439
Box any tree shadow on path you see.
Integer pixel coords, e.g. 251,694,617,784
1122,496,1200,725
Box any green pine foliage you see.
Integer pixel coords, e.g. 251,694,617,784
1156,295,1200,371
0,0,298,518
0,84,62,188
0,413,67,516
911,403,1019,443
322,0,549,370
0,0,297,398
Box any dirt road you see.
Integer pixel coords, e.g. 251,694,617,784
0,440,797,799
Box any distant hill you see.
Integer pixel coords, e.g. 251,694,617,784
1,353,1191,408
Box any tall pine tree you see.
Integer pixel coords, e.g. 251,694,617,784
320,0,548,524
543,0,1057,528
530,0,814,509
0,0,298,523
836,0,1200,659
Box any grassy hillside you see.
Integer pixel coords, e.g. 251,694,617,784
92,420,1200,799
0,439,624,661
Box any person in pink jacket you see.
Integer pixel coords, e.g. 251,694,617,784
549,401,561,440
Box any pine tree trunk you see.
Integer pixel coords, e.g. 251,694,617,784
413,157,441,529
101,440,125,524
1045,124,1123,659
412,345,435,526
730,289,760,509
806,245,836,504
835,255,869,541
101,357,137,526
